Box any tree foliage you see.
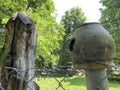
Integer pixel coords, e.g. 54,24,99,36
58,7,87,66
0,0,65,68
100,0,120,65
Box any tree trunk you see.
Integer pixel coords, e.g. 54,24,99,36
1,12,38,90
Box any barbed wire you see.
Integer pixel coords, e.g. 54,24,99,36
0,64,120,90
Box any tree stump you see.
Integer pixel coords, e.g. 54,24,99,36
1,12,38,90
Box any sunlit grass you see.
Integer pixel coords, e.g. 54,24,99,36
109,80,120,90
35,75,120,90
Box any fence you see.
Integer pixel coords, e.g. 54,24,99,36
0,64,120,90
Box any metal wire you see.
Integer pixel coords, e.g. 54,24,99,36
0,64,120,90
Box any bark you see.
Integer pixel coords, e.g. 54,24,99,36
1,12,38,90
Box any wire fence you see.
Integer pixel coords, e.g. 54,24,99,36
0,64,120,90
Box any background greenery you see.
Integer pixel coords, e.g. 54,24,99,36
100,0,120,66
58,7,87,66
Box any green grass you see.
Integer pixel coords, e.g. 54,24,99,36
109,81,120,90
35,75,120,90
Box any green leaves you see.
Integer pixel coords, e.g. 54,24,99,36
100,0,120,65
58,7,87,66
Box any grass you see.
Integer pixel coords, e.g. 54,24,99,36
109,81,120,90
35,75,120,90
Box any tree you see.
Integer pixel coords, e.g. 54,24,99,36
58,7,87,66
0,0,64,67
0,25,5,51
100,0,120,66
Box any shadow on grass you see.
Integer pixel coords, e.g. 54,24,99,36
64,76,86,86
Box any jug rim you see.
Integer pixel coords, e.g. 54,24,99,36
76,22,100,29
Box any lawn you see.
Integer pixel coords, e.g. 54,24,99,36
35,75,120,90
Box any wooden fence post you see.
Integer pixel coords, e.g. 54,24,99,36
1,12,38,90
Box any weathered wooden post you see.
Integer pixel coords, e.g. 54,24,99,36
69,23,116,90
1,12,39,90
